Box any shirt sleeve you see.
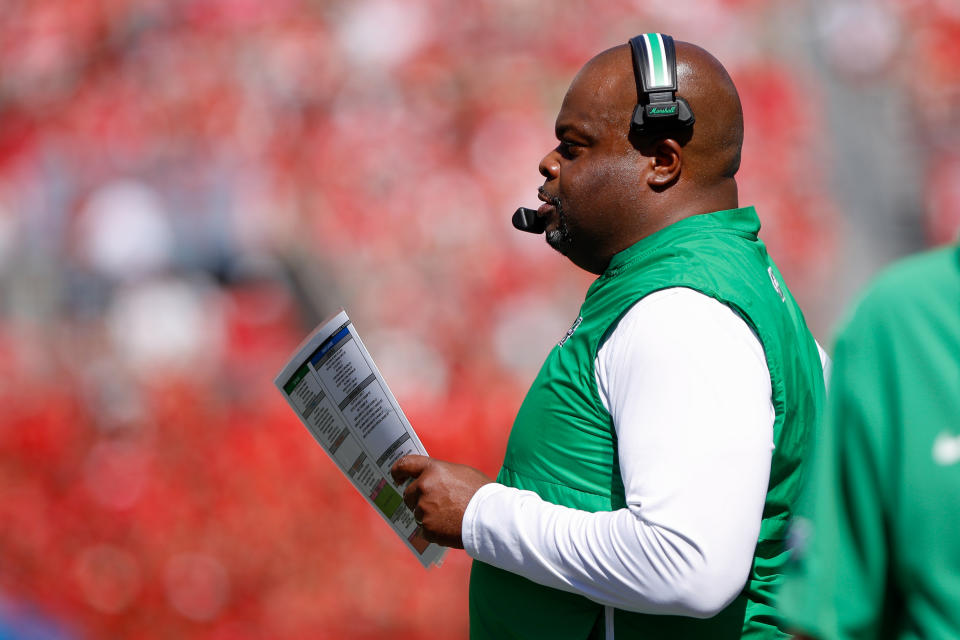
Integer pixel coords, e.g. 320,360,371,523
462,287,775,617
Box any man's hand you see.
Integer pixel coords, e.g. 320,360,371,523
390,455,493,549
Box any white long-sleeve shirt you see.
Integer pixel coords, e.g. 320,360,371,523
463,287,809,618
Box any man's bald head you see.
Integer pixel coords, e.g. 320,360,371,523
583,40,744,183
536,37,744,274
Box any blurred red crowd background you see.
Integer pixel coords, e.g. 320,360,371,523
0,0,958,638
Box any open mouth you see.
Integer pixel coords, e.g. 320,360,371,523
537,201,555,217
537,187,560,222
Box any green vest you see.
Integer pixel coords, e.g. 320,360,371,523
469,207,826,639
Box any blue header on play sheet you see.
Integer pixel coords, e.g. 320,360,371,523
310,325,350,366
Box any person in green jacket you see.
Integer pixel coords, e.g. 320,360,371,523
392,35,826,639
781,246,960,640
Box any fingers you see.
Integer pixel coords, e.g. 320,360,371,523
402,476,422,511
412,505,425,525
391,454,430,484
389,458,484,550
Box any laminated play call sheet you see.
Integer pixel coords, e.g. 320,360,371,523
275,310,446,568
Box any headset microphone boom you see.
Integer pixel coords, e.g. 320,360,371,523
512,207,546,234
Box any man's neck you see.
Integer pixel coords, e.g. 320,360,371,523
658,179,739,229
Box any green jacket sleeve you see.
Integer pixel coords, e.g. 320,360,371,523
782,295,896,639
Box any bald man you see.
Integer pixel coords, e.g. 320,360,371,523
392,36,827,639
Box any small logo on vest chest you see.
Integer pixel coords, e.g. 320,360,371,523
768,266,786,302
558,315,583,347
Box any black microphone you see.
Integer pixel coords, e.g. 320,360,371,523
512,207,546,234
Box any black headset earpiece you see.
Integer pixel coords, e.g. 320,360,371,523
628,33,695,135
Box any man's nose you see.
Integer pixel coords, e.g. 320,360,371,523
539,151,560,179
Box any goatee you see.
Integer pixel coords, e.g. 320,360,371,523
545,197,572,255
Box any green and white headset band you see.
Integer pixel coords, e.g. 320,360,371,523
629,33,678,92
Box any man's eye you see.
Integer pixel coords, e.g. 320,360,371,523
559,141,582,155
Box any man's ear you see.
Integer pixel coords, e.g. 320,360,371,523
646,138,682,188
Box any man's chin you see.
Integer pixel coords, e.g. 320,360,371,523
545,230,567,255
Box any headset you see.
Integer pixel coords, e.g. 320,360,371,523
629,33,695,134
513,33,695,233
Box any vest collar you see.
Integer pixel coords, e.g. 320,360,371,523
604,206,760,276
